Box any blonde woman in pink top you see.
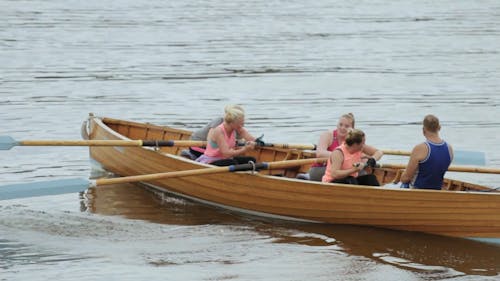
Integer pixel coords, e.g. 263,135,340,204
307,113,356,181
322,129,383,186
188,104,256,159
196,105,256,166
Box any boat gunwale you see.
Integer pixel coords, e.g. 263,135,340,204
91,116,497,197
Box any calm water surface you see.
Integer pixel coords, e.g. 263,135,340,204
1,0,499,280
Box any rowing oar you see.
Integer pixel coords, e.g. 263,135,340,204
0,158,327,200
382,149,485,166
0,136,206,149
0,136,482,164
0,136,316,150
376,163,500,174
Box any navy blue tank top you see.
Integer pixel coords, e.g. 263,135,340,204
413,141,451,190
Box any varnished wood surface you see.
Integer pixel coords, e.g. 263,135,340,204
86,115,500,239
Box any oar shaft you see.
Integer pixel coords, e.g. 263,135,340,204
382,149,486,166
18,140,210,147
14,139,315,149
378,163,500,174
92,158,328,186
93,166,231,186
382,149,411,156
266,158,327,169
19,140,145,147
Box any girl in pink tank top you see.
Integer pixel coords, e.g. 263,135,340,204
322,129,383,186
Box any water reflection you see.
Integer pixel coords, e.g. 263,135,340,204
267,222,500,276
82,183,244,225
84,182,500,277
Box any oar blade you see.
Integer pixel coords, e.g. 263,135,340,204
0,136,18,150
0,178,90,200
454,150,486,166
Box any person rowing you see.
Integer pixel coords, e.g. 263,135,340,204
322,129,383,186
195,105,257,166
188,104,256,159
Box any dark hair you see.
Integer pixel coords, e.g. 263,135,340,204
345,129,365,146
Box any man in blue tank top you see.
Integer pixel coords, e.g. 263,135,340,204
401,115,454,190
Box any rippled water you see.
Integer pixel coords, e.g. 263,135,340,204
1,0,500,280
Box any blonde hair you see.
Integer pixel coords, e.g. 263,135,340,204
340,113,355,128
224,104,245,124
423,114,440,132
345,129,365,146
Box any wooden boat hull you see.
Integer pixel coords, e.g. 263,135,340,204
84,115,500,241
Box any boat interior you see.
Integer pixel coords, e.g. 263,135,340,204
99,117,494,193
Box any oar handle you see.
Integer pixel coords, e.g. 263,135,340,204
141,140,206,147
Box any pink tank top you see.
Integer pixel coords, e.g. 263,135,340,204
322,144,363,183
312,130,340,167
204,123,236,158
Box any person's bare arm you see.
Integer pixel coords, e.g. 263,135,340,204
316,131,333,158
237,127,255,141
401,143,427,183
211,128,249,157
329,150,364,180
362,144,384,161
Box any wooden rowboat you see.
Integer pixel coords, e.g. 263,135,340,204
83,114,500,243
